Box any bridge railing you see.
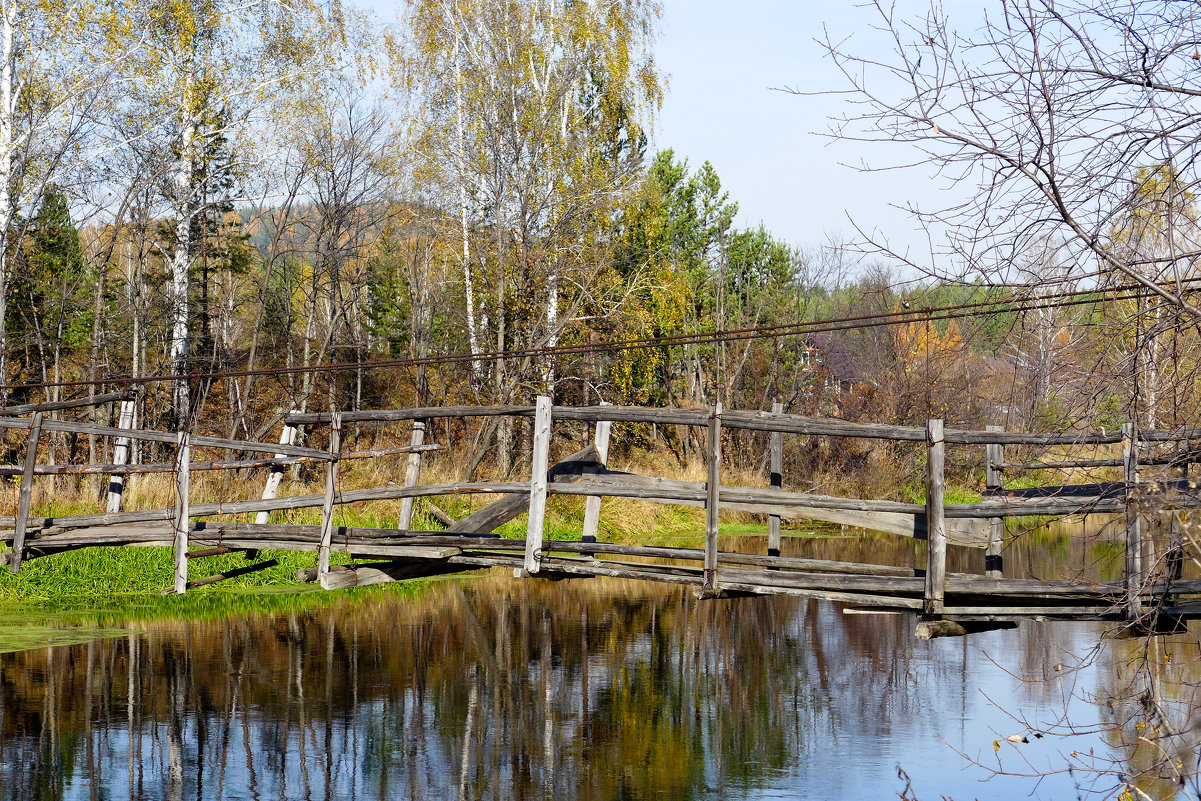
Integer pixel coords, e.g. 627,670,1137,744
2,393,1199,621
285,398,1201,618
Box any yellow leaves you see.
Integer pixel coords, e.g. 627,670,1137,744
893,307,964,365
993,739,1001,752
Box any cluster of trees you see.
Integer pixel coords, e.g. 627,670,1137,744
5,0,1201,463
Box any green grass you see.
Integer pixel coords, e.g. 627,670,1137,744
0,569,472,653
0,543,361,603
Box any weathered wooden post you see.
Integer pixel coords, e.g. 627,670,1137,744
702,402,723,596
106,400,136,513
984,425,1004,579
1123,421,1143,620
523,396,553,575
581,401,612,547
255,414,299,526
317,412,342,579
397,420,427,531
9,412,44,573
768,401,784,559
1167,437,1189,590
172,430,191,595
923,419,947,616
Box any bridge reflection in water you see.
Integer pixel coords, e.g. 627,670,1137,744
3,545,1200,801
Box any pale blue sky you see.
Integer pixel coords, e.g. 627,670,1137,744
653,1,960,266
365,1,965,266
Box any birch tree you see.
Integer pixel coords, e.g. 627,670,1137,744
0,0,138,402
405,0,664,416
132,0,358,427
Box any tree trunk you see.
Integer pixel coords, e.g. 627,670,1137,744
169,112,197,430
0,1,16,407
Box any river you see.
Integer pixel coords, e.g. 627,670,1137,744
0,530,1197,800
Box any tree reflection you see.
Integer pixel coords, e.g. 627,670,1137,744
0,567,1169,800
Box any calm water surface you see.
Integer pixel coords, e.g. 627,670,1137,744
0,531,1198,801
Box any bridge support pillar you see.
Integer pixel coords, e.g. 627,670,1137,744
522,396,553,575
702,403,722,596
984,425,1004,579
923,419,946,617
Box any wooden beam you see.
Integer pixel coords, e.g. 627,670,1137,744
580,401,611,547
397,420,427,530
0,388,135,416
317,412,342,579
985,425,1004,579
523,396,552,575
1123,421,1143,620
768,401,783,559
924,419,947,616
8,412,44,573
283,403,1201,447
0,443,439,477
702,403,722,596
172,431,191,595
0,416,330,459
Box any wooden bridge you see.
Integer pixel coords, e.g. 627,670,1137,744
2,391,1199,637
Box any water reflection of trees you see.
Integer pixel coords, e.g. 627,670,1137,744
0,572,1137,800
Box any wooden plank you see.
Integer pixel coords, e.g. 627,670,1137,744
523,396,553,575
560,471,989,545
8,412,44,573
149,401,1201,449
0,416,330,459
254,417,299,526
317,412,342,579
287,405,540,426
1004,452,1201,470
703,403,722,595
581,401,612,546
0,444,439,477
349,546,462,559
768,401,783,558
985,426,1004,579
397,420,426,530
987,477,1192,500
924,419,947,616
0,388,135,416
1123,422,1143,620
106,400,136,513
172,432,191,595
565,472,925,514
